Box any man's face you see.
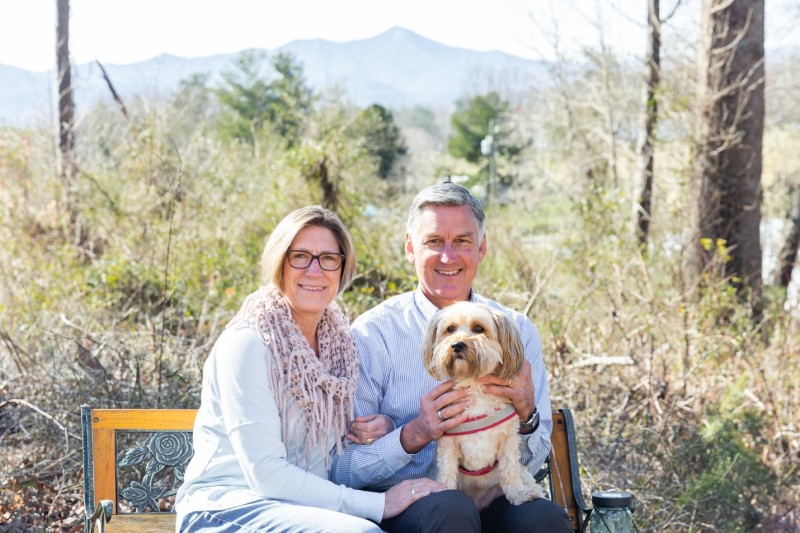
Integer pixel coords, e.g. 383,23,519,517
405,204,487,309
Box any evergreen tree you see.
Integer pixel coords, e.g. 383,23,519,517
349,104,408,180
448,92,509,163
447,92,526,186
216,51,314,147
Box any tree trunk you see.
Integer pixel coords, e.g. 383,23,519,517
56,0,79,242
688,0,765,320
635,0,661,248
773,185,800,289
56,0,75,171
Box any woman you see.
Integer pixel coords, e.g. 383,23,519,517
175,206,443,532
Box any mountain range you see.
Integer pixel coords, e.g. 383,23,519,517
0,27,550,126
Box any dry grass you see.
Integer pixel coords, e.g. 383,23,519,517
1,95,799,532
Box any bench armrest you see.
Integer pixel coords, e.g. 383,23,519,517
86,499,113,533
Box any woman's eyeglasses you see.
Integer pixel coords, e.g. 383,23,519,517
286,250,345,271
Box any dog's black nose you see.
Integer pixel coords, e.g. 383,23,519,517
451,341,465,353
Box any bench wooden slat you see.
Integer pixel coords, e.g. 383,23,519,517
103,513,176,532
550,409,590,532
92,428,117,513
90,409,196,430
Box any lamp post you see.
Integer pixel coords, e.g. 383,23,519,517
480,126,495,206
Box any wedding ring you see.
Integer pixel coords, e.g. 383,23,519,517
365,438,374,445
437,409,444,421
507,378,513,387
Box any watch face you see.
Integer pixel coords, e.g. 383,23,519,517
518,409,539,433
522,411,539,430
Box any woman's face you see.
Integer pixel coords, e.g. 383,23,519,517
281,225,342,323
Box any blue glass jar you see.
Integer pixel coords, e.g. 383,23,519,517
590,491,634,533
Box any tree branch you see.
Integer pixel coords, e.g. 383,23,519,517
96,60,130,120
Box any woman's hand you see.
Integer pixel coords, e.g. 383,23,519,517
346,414,394,445
382,478,445,519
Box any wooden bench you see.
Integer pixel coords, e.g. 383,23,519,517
81,405,591,532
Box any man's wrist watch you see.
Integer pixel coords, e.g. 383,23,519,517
518,408,539,435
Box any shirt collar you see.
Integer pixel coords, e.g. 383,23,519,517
413,287,476,319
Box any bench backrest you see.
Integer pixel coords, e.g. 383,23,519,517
81,406,589,532
81,406,195,532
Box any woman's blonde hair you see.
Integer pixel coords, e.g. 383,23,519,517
260,206,356,295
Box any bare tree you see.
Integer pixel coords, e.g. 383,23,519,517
56,0,74,176
688,0,765,319
56,0,78,238
635,0,661,248
635,0,687,248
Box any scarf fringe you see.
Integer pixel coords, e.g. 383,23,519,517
228,284,358,470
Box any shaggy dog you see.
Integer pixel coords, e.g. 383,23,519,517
423,301,543,506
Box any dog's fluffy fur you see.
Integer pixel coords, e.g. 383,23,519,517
423,301,543,506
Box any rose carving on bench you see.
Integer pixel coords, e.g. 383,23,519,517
117,431,194,513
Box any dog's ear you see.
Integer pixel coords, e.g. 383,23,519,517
492,308,525,380
421,310,442,380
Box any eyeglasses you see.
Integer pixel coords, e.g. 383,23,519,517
286,250,345,271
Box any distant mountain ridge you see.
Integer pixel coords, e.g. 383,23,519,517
0,26,550,126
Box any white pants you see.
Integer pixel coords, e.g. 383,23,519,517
179,499,384,533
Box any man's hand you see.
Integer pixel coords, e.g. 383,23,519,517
478,360,536,421
399,380,470,453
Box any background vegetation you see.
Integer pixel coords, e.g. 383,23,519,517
1,17,799,533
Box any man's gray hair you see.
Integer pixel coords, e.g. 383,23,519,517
406,181,486,238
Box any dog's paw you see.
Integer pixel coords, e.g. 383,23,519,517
528,483,544,500
504,483,544,505
437,473,459,491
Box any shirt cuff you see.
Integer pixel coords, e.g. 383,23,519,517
377,425,415,468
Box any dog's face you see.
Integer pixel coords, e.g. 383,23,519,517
422,301,524,381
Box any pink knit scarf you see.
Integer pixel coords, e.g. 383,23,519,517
230,284,358,469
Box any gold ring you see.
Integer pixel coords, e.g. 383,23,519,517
365,438,374,445
507,379,513,387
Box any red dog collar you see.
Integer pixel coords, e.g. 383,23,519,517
458,460,500,476
443,404,517,436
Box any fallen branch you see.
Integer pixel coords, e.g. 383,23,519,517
0,398,81,448
569,355,635,369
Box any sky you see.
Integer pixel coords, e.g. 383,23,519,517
0,0,653,72
0,0,795,73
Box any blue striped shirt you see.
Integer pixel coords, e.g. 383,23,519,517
329,289,553,491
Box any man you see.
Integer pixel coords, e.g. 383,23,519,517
330,182,571,532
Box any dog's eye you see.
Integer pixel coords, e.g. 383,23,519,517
446,325,456,333
472,325,485,333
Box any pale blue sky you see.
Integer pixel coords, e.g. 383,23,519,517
1,0,650,71
0,0,794,73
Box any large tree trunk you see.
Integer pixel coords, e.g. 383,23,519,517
688,0,765,319
56,0,75,174
635,0,661,248
56,0,80,243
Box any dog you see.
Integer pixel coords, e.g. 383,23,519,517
422,301,543,506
